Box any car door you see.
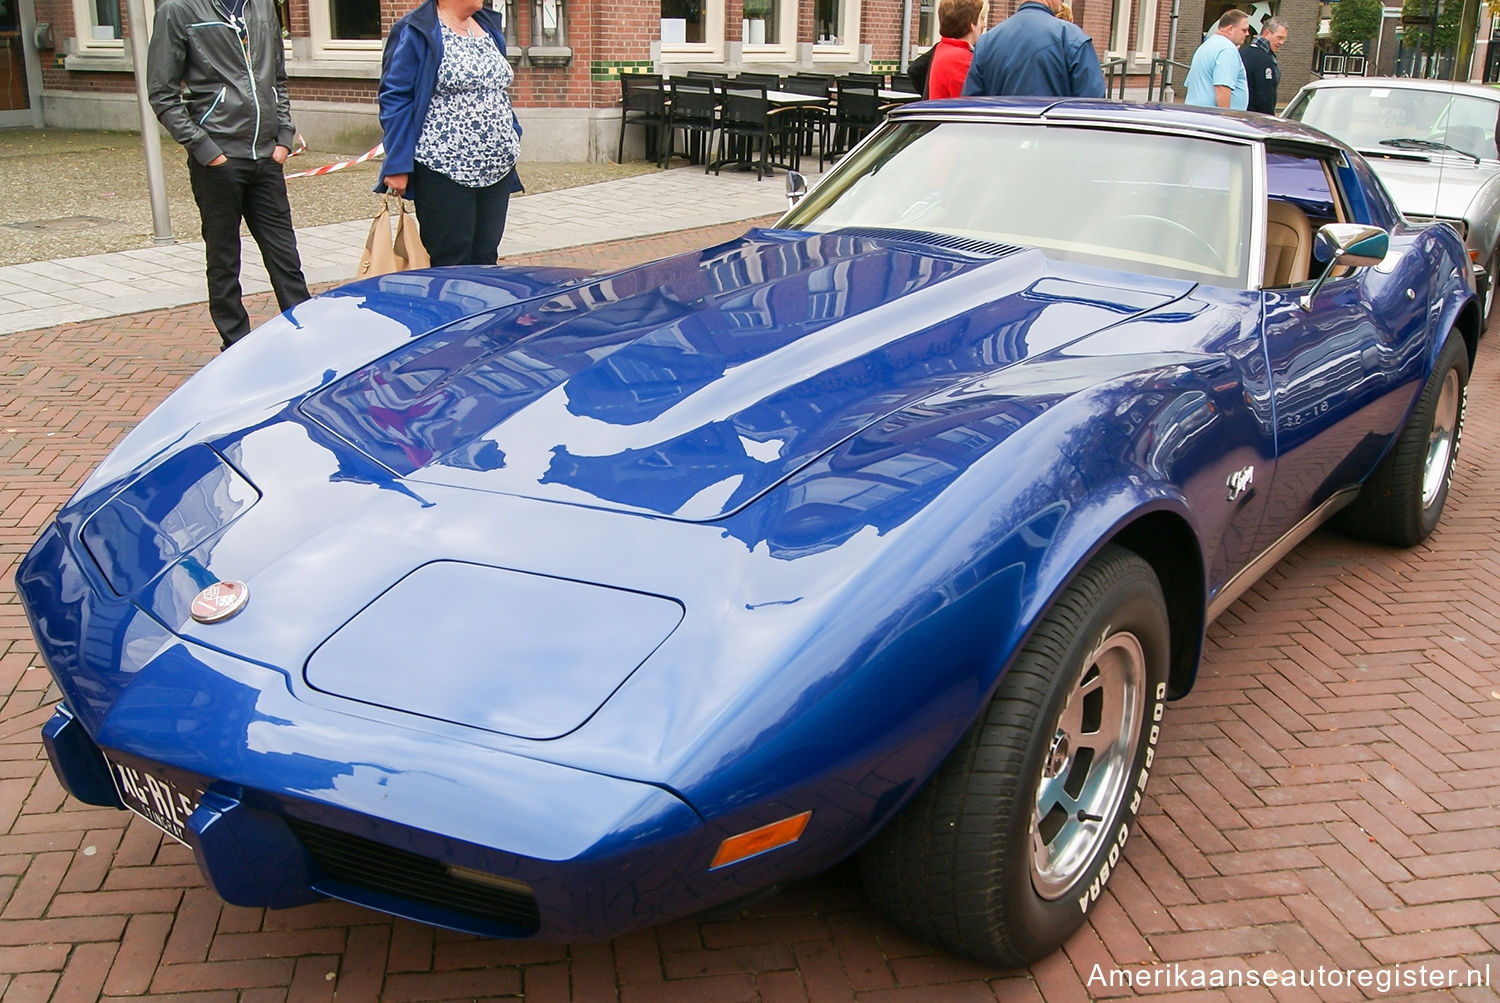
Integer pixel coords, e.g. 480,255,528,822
1250,147,1431,554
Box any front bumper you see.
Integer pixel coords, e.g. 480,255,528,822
19,523,734,941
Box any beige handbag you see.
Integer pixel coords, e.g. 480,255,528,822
355,197,429,279
392,198,430,269
356,197,399,278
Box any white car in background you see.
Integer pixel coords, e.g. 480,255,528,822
1283,76,1500,322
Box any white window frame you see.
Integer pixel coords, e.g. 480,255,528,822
70,0,135,56
743,0,797,61
1107,0,1131,60
812,0,860,61
661,0,727,61
309,0,383,59
917,0,936,47
1131,0,1158,68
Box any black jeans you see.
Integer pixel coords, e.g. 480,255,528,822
413,162,513,267
188,156,311,348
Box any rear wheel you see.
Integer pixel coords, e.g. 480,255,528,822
859,545,1170,968
1337,331,1467,547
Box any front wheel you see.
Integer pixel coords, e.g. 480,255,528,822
1336,331,1468,547
859,545,1170,968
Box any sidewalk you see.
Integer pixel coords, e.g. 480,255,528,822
0,164,807,336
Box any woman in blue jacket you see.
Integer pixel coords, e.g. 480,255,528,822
377,0,523,266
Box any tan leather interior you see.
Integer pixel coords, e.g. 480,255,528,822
1264,200,1314,287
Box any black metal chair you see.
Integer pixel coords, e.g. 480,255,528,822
832,77,883,156
710,82,786,180
667,76,721,169
781,73,832,170
734,71,782,89
617,72,669,167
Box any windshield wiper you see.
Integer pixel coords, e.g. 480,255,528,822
1376,137,1481,164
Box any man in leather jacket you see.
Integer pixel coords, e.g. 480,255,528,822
148,0,310,349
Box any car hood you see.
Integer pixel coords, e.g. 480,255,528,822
1364,154,1494,221
42,229,1196,745
298,228,1190,522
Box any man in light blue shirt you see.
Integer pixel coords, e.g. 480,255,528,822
1184,9,1250,110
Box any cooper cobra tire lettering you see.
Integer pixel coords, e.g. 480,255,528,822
1084,680,1167,914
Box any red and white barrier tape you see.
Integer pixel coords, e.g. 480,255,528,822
285,141,385,179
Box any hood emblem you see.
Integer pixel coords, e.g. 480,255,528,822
190,581,249,623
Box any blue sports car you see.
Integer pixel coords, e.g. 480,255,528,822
17,99,1477,968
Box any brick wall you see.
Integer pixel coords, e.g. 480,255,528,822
30,0,1202,119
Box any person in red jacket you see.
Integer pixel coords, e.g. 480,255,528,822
927,0,987,99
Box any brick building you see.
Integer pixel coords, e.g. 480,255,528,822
0,0,1487,160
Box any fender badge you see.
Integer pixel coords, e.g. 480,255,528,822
190,581,249,623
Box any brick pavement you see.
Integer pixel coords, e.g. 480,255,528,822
1,220,1499,1001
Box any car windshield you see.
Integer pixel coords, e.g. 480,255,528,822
1287,85,1500,162
779,120,1254,286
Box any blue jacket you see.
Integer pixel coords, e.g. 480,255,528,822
962,1,1105,99
375,0,523,197
1240,35,1279,113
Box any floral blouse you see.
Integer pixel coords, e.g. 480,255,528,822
414,24,520,188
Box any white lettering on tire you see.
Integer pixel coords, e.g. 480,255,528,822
1077,680,1167,915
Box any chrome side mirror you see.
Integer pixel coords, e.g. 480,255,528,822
1299,223,1389,311
786,170,808,209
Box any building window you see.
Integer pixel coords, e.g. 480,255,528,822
815,0,842,43
330,0,380,39
813,0,858,55
918,0,935,46
662,0,707,43
70,0,143,53
92,0,122,39
1107,0,1129,56
742,0,775,44
309,0,382,55
744,0,797,53
661,0,725,57
1132,0,1157,65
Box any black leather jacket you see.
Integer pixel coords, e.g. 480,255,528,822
147,0,296,164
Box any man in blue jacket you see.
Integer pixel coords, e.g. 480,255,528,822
962,0,1105,98
1241,17,1288,113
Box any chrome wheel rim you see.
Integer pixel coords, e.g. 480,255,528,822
1030,630,1146,900
1422,366,1462,511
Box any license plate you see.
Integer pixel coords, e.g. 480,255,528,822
104,753,202,845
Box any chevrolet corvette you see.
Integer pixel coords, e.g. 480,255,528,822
17,99,1477,967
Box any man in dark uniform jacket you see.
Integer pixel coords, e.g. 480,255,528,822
1241,17,1288,114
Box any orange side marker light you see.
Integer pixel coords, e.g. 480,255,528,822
710,810,813,869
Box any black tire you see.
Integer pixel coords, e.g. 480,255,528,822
1336,331,1467,547
859,545,1170,968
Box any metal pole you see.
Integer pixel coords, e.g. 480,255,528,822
125,0,174,244
1428,0,1439,76
900,0,913,72
1165,0,1181,91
